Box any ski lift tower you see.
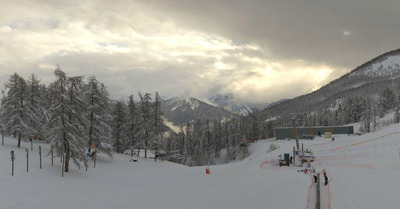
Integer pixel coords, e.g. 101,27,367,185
290,113,299,151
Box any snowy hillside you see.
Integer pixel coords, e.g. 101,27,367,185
259,48,400,125
161,96,237,127
3,117,400,208
349,49,400,78
171,95,200,111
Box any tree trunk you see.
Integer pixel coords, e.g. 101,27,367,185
17,133,21,148
145,139,147,158
145,128,148,158
65,145,70,172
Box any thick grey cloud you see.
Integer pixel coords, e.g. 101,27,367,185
0,0,398,103
147,0,400,65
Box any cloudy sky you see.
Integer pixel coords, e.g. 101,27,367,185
0,0,399,103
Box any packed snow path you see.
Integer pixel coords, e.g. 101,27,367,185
304,172,331,209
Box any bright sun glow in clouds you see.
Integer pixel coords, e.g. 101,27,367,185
0,0,349,103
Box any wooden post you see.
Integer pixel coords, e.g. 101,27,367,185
30,134,34,151
11,150,14,176
293,146,296,163
25,149,28,172
2,130,4,146
51,146,54,166
62,153,65,177
39,146,42,169
93,150,97,168
302,143,304,155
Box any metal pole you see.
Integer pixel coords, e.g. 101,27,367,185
51,146,54,166
292,114,297,139
290,113,296,138
94,150,97,168
62,153,65,177
293,146,296,163
30,135,34,150
26,149,29,173
39,146,42,169
316,173,321,209
11,150,14,176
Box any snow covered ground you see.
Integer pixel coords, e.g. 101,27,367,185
2,121,400,209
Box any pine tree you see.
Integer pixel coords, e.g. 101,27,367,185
211,119,222,158
27,73,47,141
126,95,139,155
203,119,212,165
371,101,379,131
111,101,127,153
85,76,113,157
1,73,38,147
226,119,242,162
183,122,193,166
192,119,203,165
47,68,88,172
167,125,185,162
138,92,152,158
394,104,400,124
266,121,274,138
381,88,395,112
360,98,372,133
152,92,163,161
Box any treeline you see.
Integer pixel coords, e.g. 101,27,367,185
0,67,261,169
6,67,398,170
0,67,164,171
250,86,400,138
166,115,274,166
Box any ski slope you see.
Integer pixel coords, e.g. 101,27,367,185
2,122,400,209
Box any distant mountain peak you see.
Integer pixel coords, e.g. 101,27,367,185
161,95,237,127
208,94,269,116
170,96,200,111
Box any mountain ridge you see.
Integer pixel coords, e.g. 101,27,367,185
258,48,400,123
161,96,238,127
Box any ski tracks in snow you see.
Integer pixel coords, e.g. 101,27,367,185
306,173,331,209
329,170,364,209
319,177,331,209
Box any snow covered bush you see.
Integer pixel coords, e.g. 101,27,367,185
267,143,279,153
